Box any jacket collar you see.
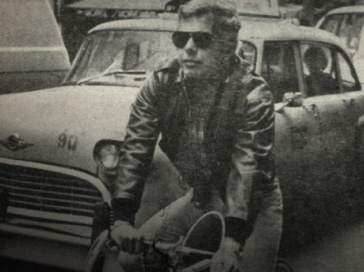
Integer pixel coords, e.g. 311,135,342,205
158,56,250,109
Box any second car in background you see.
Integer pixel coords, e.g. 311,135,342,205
316,5,364,82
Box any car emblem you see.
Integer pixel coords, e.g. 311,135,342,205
0,133,34,151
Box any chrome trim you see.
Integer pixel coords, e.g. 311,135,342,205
0,157,111,204
0,223,90,246
8,206,92,226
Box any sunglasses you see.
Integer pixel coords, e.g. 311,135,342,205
172,31,214,49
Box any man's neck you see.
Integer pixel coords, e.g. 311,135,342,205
184,78,221,113
185,69,228,87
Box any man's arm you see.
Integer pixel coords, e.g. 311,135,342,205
111,72,162,225
211,76,275,272
225,76,275,246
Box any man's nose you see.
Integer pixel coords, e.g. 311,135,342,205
184,36,197,55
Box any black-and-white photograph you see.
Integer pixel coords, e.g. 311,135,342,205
1,0,364,271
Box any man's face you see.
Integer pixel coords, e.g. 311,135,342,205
175,15,225,81
306,60,320,75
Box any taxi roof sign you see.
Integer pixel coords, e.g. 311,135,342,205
67,0,170,11
67,0,280,18
237,0,280,17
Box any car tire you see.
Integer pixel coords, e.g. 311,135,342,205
275,259,293,272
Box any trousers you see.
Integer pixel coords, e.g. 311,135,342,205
118,184,283,272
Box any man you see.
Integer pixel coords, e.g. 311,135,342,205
111,0,283,271
304,46,339,96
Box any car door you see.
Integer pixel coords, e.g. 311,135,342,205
261,41,323,188
280,41,364,249
260,39,364,248
300,42,363,181
260,40,328,246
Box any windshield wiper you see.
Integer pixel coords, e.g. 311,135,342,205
77,69,146,85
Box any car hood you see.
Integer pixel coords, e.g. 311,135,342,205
0,85,139,173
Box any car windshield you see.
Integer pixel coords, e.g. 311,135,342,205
65,30,178,86
320,13,364,52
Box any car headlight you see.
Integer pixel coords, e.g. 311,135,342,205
93,141,121,171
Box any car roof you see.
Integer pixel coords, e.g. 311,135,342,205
89,18,346,49
237,21,343,45
90,18,178,33
325,5,364,15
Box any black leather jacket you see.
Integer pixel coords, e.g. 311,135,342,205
112,58,276,229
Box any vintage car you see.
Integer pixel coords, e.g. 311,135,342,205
316,5,364,83
1,16,364,272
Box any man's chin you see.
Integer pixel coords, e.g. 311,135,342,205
183,69,200,80
183,68,210,81
184,71,222,84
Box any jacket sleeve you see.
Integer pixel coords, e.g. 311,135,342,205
225,76,275,245
111,72,162,224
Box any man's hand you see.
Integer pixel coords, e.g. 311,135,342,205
110,220,146,255
210,237,248,272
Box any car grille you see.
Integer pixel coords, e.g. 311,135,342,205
0,163,103,217
0,162,108,241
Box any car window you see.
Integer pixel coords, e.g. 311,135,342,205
237,41,256,70
338,51,357,92
300,43,340,97
300,43,359,96
262,41,299,102
319,14,343,35
337,13,364,53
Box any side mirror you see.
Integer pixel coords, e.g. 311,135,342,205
276,92,304,113
122,43,140,70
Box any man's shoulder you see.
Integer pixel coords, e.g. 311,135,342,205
233,64,268,92
154,57,180,74
152,57,181,86
231,57,266,87
231,61,272,104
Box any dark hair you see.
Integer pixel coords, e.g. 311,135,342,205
178,0,241,53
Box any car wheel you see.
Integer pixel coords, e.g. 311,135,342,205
275,259,293,272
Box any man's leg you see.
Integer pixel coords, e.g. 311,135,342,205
242,183,283,272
